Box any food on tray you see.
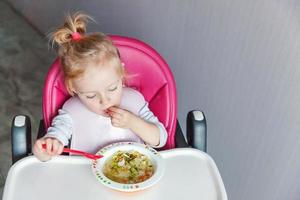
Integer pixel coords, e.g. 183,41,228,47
103,150,154,184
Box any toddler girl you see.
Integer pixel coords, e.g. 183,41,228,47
33,12,167,161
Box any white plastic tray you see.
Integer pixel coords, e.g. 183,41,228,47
3,148,227,200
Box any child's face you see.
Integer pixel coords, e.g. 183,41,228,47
72,64,123,116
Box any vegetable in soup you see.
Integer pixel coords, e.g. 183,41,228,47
103,150,154,184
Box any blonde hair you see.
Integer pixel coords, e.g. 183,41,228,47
49,12,124,95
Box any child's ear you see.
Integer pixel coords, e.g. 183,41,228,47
70,88,78,96
67,82,77,96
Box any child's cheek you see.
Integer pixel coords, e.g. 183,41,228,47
114,93,122,107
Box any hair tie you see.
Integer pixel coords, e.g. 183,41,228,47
71,32,82,41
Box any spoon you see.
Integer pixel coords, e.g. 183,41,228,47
42,144,103,160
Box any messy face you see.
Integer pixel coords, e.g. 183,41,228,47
72,63,123,117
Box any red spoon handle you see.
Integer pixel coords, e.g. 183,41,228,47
62,148,103,159
41,144,103,160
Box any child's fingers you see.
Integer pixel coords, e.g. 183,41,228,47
109,111,122,120
111,118,121,127
33,144,52,162
52,140,64,155
33,144,40,154
35,139,43,150
57,143,64,155
45,138,53,154
33,138,54,162
52,140,61,155
108,106,123,114
36,139,46,153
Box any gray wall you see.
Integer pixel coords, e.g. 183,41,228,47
7,0,300,199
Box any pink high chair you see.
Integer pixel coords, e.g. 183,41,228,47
11,35,207,163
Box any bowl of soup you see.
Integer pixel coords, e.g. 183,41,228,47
91,142,165,192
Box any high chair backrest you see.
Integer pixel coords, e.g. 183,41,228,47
43,35,177,149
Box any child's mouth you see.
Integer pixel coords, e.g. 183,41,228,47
102,109,110,117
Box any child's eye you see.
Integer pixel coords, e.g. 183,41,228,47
108,86,118,92
86,94,96,99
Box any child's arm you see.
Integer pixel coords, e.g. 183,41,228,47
44,109,73,145
108,106,167,147
127,115,161,146
33,109,73,161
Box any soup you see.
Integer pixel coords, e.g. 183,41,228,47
103,150,154,184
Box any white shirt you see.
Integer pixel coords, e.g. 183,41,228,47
44,87,168,153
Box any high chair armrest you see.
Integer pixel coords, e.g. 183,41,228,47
186,110,207,152
11,115,32,164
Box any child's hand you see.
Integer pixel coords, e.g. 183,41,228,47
108,107,135,129
32,137,64,161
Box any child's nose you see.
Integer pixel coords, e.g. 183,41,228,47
99,95,110,105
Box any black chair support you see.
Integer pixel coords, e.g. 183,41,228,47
11,115,32,164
